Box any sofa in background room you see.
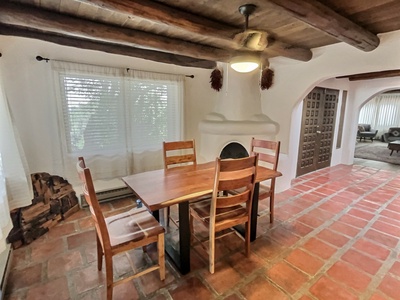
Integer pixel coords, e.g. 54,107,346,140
383,127,400,142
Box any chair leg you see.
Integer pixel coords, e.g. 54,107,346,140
189,213,194,244
96,234,103,271
245,221,250,257
105,255,114,300
269,194,275,223
166,207,170,227
158,233,165,280
209,227,215,274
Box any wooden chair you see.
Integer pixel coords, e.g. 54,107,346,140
76,157,165,300
163,139,197,169
163,140,197,226
250,138,280,223
189,155,258,274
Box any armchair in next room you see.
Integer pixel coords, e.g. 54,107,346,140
357,124,378,142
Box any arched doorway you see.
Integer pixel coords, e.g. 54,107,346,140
354,89,400,165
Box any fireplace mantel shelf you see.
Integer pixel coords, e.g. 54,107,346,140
199,119,278,135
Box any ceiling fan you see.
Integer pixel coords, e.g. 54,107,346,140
233,4,268,51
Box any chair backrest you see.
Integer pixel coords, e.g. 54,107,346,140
76,157,111,251
210,155,258,221
250,138,280,171
163,140,197,169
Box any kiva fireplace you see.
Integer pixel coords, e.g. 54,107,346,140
199,65,278,161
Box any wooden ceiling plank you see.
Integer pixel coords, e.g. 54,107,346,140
74,0,312,61
348,2,400,33
0,2,233,62
322,0,396,16
0,25,217,69
0,1,313,62
75,0,239,40
267,0,380,52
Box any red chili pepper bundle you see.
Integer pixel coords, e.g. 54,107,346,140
260,68,274,90
210,68,223,91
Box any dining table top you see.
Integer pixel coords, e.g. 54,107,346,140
122,161,282,212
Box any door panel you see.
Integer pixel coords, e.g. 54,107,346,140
297,87,339,177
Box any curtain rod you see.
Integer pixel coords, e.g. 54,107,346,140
126,67,194,78
36,56,194,78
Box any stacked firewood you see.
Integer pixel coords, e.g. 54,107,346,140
7,173,80,248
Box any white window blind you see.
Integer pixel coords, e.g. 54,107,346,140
59,74,126,155
359,93,400,127
359,92,400,136
127,78,182,152
53,61,184,181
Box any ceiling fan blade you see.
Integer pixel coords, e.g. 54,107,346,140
233,29,269,50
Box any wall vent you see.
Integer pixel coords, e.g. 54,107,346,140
80,186,135,207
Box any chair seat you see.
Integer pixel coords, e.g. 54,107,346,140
190,198,247,224
106,207,165,247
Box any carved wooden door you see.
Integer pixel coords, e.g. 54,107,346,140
296,87,339,177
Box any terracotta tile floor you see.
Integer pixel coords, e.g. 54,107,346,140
5,159,400,300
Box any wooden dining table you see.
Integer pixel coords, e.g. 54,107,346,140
122,161,282,275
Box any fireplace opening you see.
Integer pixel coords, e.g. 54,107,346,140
220,142,249,159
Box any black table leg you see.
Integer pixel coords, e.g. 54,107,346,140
178,201,190,274
234,182,260,242
162,202,190,275
250,182,260,242
152,209,160,221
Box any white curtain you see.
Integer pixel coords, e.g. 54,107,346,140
52,61,129,186
125,69,184,174
52,61,184,185
359,93,400,136
0,153,10,253
0,72,32,253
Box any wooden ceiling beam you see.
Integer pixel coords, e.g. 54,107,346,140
0,2,232,62
337,70,400,81
77,0,239,39
0,25,217,69
267,0,380,52
265,38,312,61
74,0,312,61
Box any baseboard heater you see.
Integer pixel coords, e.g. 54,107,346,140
80,186,135,207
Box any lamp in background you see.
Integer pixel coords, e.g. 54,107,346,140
230,53,260,73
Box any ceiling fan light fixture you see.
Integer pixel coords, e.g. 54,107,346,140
230,54,260,73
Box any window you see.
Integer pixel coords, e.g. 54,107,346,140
59,72,182,155
127,78,182,152
60,74,125,154
53,61,184,180
359,92,400,135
